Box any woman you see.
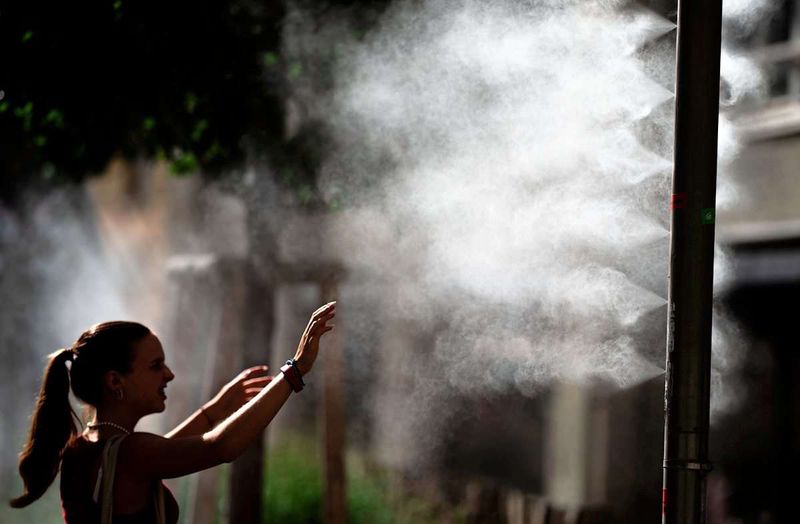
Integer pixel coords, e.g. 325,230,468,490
10,301,336,523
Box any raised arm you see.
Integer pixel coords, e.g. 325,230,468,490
120,301,336,480
165,366,273,439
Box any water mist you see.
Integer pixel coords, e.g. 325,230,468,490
281,0,766,467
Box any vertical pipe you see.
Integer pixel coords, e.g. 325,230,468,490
662,0,723,522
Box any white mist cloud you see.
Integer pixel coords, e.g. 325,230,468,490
289,0,764,412
308,0,678,394
722,0,776,32
721,48,766,107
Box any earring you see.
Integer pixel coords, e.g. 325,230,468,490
116,390,124,401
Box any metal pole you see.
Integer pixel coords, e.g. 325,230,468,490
662,0,723,522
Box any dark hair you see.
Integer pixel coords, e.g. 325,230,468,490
10,321,151,508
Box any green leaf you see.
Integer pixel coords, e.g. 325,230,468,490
262,52,278,66
34,135,47,147
328,199,342,212
170,151,198,175
202,141,222,163
142,116,156,131
14,102,34,131
22,31,34,43
297,184,313,204
191,119,208,142
43,109,65,128
288,62,303,79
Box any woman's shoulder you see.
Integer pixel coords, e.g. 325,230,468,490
64,432,148,471
63,435,99,459
61,435,101,479
60,436,101,519
66,432,141,451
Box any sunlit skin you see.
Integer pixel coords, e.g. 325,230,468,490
81,301,336,515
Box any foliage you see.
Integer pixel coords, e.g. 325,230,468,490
264,434,443,524
0,0,405,206
264,436,324,522
0,0,286,200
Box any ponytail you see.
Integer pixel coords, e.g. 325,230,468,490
10,349,80,508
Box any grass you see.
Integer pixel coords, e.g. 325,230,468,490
264,434,443,524
264,436,324,523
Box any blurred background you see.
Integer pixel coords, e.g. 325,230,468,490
1,0,799,523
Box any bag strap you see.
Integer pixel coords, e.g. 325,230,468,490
99,434,127,524
153,481,166,524
97,434,167,524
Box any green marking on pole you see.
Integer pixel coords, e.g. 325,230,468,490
701,208,715,225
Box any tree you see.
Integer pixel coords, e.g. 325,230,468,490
0,0,286,201
1,4,393,521
0,0,400,205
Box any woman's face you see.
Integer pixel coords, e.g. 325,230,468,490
122,333,175,416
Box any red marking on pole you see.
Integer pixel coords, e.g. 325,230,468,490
662,488,668,515
670,193,686,210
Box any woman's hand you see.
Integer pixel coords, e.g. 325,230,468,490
204,366,273,423
293,301,336,375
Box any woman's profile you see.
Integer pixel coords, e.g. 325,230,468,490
9,301,336,523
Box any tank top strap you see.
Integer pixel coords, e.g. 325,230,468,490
153,480,167,524
98,434,127,524
93,434,169,524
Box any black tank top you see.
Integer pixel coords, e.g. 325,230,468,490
60,436,180,524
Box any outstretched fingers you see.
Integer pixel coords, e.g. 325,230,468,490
309,320,334,340
244,377,274,399
306,311,336,337
243,376,272,388
238,365,270,380
313,301,336,316
293,302,338,375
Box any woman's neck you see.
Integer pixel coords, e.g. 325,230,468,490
91,406,140,435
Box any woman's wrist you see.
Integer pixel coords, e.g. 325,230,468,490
280,359,306,392
295,360,311,376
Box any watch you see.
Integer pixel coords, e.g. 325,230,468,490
280,359,305,393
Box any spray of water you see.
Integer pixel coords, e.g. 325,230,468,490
280,1,768,462
722,0,777,34
313,0,670,383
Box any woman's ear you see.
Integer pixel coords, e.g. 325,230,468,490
103,370,124,399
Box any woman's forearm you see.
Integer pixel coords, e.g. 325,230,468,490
165,407,214,439
205,373,293,461
205,302,334,461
